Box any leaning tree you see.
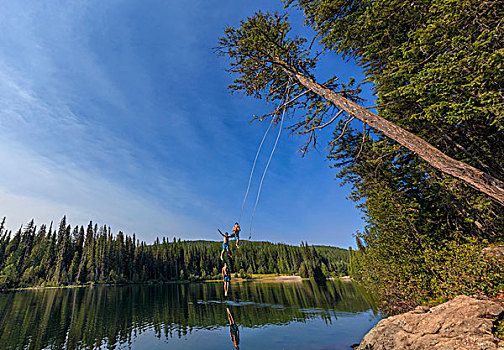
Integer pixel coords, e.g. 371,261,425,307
217,6,504,205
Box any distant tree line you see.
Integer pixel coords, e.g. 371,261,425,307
0,217,349,288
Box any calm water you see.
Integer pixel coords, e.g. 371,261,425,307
0,280,380,350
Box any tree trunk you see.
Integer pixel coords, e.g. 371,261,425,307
275,59,504,206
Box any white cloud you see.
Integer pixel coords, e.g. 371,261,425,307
0,0,365,248
0,139,206,241
0,0,220,241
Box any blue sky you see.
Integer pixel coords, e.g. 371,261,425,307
0,0,373,248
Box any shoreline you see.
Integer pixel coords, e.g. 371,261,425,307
2,280,191,292
2,275,353,292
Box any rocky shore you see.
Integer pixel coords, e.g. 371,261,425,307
356,295,504,350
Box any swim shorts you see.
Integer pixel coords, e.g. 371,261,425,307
223,243,229,250
224,275,231,282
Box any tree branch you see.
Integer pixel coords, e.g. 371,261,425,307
271,56,504,206
299,109,345,134
355,123,367,160
277,89,311,110
329,116,355,145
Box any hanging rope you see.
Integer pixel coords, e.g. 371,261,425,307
248,110,285,239
239,117,275,223
248,83,292,239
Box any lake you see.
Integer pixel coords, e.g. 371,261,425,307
0,279,380,350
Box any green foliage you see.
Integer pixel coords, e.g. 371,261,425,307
0,264,19,288
217,11,310,99
329,117,503,313
238,268,250,279
217,10,362,145
292,0,504,177
337,129,504,312
0,217,349,289
293,0,504,127
494,317,504,340
431,239,504,299
350,234,504,314
218,0,504,314
294,0,504,312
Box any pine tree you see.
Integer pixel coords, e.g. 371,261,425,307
217,9,504,205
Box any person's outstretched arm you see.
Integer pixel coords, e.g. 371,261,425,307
217,228,225,237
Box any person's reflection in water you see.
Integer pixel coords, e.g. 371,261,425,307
226,307,240,349
222,262,231,297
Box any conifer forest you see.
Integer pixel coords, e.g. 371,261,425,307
0,217,349,289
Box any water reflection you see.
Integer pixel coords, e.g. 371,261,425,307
0,280,378,350
223,262,231,297
227,307,239,349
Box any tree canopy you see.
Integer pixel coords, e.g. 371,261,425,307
218,0,504,311
217,1,504,205
0,217,349,289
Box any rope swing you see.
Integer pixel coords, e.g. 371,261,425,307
248,105,286,239
239,81,292,240
238,117,275,223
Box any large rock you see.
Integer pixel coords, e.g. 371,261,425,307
483,245,504,258
357,295,504,350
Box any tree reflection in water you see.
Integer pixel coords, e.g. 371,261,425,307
0,279,378,350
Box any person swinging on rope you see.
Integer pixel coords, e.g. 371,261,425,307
218,228,233,261
231,222,241,248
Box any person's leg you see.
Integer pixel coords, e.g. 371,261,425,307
236,237,239,248
220,249,225,260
